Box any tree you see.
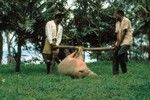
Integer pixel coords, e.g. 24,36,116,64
0,0,5,64
123,0,150,60
0,32,3,64
62,0,117,61
1,0,68,71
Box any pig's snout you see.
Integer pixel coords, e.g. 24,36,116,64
88,70,98,77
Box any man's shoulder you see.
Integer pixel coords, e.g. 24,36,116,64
46,20,54,24
59,24,63,29
116,21,120,25
123,17,131,22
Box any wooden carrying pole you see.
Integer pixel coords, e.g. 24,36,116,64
55,45,114,51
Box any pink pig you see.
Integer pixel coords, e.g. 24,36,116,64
58,48,97,78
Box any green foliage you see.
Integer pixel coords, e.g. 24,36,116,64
0,0,150,62
65,0,116,47
0,61,150,99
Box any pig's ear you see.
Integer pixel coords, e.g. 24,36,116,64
72,47,83,58
69,52,76,57
72,50,78,58
77,47,83,57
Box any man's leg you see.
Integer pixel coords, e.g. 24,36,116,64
118,45,130,74
43,53,52,74
46,61,51,74
52,49,60,64
119,53,127,73
48,54,53,74
48,49,60,72
55,57,61,64
112,48,120,75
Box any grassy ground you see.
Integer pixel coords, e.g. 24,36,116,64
0,60,150,100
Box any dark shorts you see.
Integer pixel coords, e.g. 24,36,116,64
43,51,60,64
118,45,130,56
114,45,130,62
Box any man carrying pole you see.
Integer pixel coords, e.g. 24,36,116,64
113,10,133,75
42,11,64,74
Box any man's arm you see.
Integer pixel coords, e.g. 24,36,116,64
115,32,121,47
119,19,130,45
120,29,127,44
114,22,121,47
116,29,127,47
56,26,63,46
45,22,53,44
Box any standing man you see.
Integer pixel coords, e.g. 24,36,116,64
43,11,64,74
113,10,133,75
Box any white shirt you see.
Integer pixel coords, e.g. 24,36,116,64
45,20,63,46
115,17,133,46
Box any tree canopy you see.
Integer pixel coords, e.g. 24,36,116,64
0,0,150,69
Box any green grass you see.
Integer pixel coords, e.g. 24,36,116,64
0,60,150,100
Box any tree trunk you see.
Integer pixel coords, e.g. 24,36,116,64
5,32,11,64
15,35,22,72
148,34,150,60
0,32,3,64
140,34,143,59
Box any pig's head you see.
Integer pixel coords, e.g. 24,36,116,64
70,69,90,78
71,67,97,79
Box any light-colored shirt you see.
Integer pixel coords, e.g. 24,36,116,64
45,20,63,46
115,17,133,46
